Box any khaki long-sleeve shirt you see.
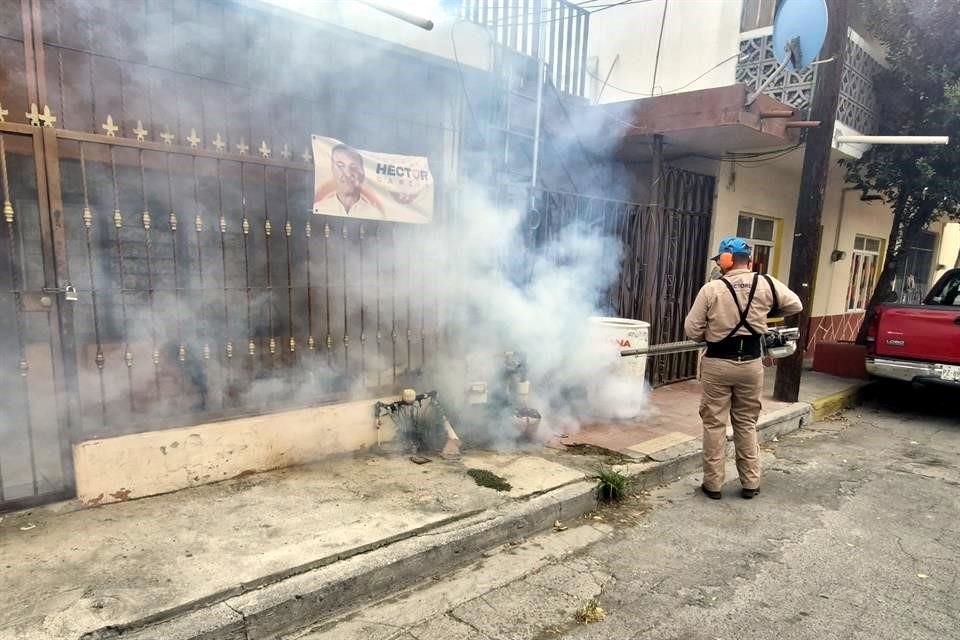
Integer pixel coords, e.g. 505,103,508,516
683,269,803,343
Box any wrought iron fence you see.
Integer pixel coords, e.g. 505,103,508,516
529,166,715,387
54,136,447,439
460,0,590,97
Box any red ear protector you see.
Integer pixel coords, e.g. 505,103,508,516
716,253,753,271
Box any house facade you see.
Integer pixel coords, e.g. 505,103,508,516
584,0,959,355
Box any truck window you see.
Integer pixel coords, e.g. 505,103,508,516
926,272,960,306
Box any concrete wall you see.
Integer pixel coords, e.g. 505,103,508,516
586,0,742,104
257,0,495,71
73,397,399,506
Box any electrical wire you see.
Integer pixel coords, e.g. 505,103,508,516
648,0,668,95
703,144,804,166
451,12,799,178
482,1,576,29
586,53,743,97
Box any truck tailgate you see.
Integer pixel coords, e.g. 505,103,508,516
875,306,960,364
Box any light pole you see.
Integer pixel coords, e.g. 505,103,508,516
355,0,435,30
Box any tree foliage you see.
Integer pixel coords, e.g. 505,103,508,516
842,0,960,326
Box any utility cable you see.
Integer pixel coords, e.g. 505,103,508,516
585,53,742,97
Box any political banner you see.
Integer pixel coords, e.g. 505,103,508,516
311,135,434,224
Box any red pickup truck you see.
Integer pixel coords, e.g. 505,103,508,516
865,268,960,385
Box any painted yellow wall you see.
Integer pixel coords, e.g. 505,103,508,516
709,160,896,318
934,222,960,282
811,175,893,317
711,160,799,280
73,396,399,506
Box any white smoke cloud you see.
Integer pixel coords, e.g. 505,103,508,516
358,182,652,443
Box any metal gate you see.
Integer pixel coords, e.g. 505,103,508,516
0,123,445,514
531,167,715,388
0,125,75,511
649,168,716,387
49,133,442,439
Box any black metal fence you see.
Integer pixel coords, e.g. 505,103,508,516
55,137,447,440
530,166,716,387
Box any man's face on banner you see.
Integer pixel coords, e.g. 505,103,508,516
332,147,365,199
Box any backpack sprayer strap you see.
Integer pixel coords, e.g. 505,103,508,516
762,274,781,318
706,274,762,361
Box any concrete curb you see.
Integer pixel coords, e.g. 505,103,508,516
759,402,814,439
809,383,872,421
83,482,600,640
612,401,813,489
82,401,819,640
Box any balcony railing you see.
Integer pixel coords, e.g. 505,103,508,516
460,0,590,97
736,31,882,135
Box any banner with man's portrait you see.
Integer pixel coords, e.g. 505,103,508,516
311,135,434,224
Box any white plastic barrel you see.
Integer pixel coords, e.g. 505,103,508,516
588,317,650,380
586,317,650,419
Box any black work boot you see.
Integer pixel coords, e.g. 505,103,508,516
701,484,722,500
741,488,759,500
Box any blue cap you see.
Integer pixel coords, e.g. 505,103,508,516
713,236,752,259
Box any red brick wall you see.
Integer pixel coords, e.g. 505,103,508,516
805,312,865,358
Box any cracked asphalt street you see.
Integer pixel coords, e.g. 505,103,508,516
297,388,960,640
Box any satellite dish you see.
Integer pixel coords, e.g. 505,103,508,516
772,0,828,70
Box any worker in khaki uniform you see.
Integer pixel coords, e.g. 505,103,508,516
683,237,802,500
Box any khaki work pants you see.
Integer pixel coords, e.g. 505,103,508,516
699,356,763,492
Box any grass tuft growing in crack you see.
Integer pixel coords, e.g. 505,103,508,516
595,465,631,503
574,596,606,624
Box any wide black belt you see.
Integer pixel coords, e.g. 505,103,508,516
705,335,761,361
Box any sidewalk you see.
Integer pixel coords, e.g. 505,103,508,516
551,369,870,458
0,370,869,640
